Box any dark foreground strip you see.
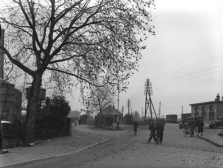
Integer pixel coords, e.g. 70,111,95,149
1,138,110,168
198,136,223,147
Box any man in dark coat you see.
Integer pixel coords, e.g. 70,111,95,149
188,119,196,137
148,122,157,143
197,119,204,136
133,120,139,136
156,122,164,144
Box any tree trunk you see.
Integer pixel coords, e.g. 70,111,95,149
25,72,43,144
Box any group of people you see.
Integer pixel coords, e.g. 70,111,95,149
132,118,204,144
187,118,204,137
148,122,164,144
132,120,164,144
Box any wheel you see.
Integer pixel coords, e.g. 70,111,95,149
183,128,188,137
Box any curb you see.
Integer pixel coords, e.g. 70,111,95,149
198,136,223,147
1,138,110,168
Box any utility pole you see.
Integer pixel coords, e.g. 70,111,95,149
117,79,120,111
159,102,161,120
144,78,158,123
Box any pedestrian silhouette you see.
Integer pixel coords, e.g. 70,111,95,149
133,120,138,136
197,118,204,136
188,119,196,137
148,122,157,143
155,121,164,144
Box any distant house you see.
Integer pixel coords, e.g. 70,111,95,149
166,114,177,123
190,93,223,124
181,113,191,122
124,113,133,124
100,105,123,123
67,110,81,120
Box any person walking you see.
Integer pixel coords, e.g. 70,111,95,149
188,119,196,137
197,118,204,136
148,122,157,143
156,121,164,144
133,120,139,136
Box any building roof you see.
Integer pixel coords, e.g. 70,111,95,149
166,114,177,116
101,105,122,115
190,93,223,106
190,101,223,106
67,110,81,118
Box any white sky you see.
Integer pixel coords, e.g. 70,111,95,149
1,0,223,118
68,0,223,118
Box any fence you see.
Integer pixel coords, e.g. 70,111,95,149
1,118,72,149
35,118,71,140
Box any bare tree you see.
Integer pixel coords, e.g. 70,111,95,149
85,85,115,114
0,0,155,143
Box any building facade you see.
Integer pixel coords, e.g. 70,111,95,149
0,82,22,122
100,105,123,123
166,114,177,123
0,29,22,122
190,93,223,124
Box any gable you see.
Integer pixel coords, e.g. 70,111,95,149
101,106,122,115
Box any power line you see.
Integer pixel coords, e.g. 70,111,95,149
153,67,223,88
149,55,223,80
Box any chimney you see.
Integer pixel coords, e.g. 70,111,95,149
216,93,220,101
0,28,4,80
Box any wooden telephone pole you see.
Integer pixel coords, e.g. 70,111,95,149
144,79,158,123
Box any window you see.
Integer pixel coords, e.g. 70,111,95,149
194,107,199,116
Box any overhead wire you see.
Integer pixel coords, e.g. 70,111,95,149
149,55,223,81
125,55,223,99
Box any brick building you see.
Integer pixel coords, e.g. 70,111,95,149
190,93,223,124
0,28,22,122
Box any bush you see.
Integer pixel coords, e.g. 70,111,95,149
36,96,71,126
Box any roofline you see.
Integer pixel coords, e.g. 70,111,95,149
190,101,223,106
101,105,122,114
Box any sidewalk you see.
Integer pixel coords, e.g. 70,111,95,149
0,125,111,168
198,127,223,147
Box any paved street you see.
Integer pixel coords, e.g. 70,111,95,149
2,123,223,168
80,124,223,168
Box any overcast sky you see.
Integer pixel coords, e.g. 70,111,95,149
68,0,223,118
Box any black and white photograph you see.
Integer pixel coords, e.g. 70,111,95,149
0,0,223,167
